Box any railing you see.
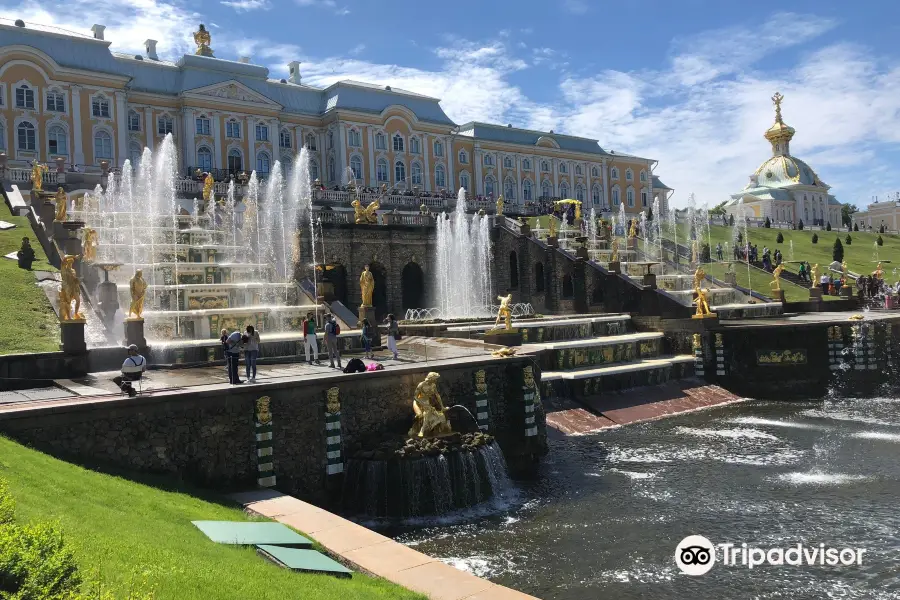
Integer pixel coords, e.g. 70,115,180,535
6,167,59,186
183,166,267,182
315,211,351,225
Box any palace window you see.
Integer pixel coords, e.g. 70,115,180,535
17,122,35,151
485,176,495,197
640,169,647,182
0,123,5,150
641,190,648,207
433,140,444,157
350,156,362,180
626,188,634,207
612,187,620,205
393,134,404,152
45,90,65,112
575,165,582,176
395,160,406,183
256,124,269,142
559,182,569,198
157,115,174,136
94,130,113,159
575,185,584,202
305,133,317,150
484,154,494,167
591,166,599,177
129,143,142,167
592,186,601,205
197,146,213,171
458,150,468,164
523,179,533,201
226,119,241,139
523,158,531,171
559,162,568,174
435,164,446,188
347,129,361,147
410,136,420,154
280,129,292,148
228,148,243,172
625,169,633,182
256,152,271,176
460,172,469,191
541,160,550,173
328,158,335,182
376,159,389,182
375,132,386,150
196,117,211,136
611,167,619,179
128,110,141,132
15,85,35,110
309,160,319,181
504,178,515,200
91,95,110,118
541,180,551,199
411,162,422,185
48,125,67,155
504,156,512,168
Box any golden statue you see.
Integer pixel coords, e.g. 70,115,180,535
873,262,885,279
770,264,785,291
693,266,706,290
202,173,214,201
611,236,619,262
810,263,819,286
54,187,67,221
491,347,517,358
128,270,148,319
841,260,849,285
31,162,47,192
691,239,699,264
351,199,379,224
575,202,581,221
82,228,98,262
408,372,452,439
59,255,84,321
359,265,375,307
629,219,638,239
548,216,558,238
255,396,273,425
496,195,504,216
193,24,214,57
693,287,712,318
494,294,513,331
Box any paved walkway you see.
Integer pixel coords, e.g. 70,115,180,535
231,489,538,600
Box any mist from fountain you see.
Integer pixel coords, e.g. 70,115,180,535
295,148,316,311
617,202,627,237
653,197,663,272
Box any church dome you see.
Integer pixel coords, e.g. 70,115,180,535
749,155,827,189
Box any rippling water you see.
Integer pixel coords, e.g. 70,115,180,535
392,399,900,599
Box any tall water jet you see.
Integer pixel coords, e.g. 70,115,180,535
295,148,316,311
653,197,662,270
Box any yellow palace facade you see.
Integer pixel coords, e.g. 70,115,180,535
0,19,673,213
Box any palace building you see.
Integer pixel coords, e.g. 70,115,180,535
725,92,841,228
0,18,672,213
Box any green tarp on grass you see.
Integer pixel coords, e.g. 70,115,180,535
256,545,353,576
192,521,313,548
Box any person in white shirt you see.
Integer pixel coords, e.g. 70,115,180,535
820,274,830,294
113,344,146,397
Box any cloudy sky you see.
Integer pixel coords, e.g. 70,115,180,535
3,0,900,208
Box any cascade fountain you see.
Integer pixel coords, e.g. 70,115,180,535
434,188,493,318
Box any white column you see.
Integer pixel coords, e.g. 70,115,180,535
602,159,609,209
422,134,431,191
367,128,376,187
447,136,455,193
114,91,128,167
474,146,483,195
515,154,522,203
270,118,280,170
144,108,154,152
182,108,195,174
248,117,256,174
553,158,559,196
70,85,85,167
212,112,222,169
337,122,347,183
318,130,327,183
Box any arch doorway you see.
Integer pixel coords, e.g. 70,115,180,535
369,262,389,318
322,264,347,306
401,262,425,312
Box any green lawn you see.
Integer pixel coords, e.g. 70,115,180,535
0,436,423,600
0,199,59,354
704,262,818,303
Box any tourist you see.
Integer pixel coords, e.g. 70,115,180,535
244,325,260,382
302,312,319,365
715,242,723,261
360,318,374,359
324,314,342,369
113,344,146,397
225,329,244,384
798,262,807,282
385,313,400,360
820,272,830,294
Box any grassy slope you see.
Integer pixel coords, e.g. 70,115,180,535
0,199,59,354
0,436,423,600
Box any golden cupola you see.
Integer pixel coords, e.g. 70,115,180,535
764,92,795,157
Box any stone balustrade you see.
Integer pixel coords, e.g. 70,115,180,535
5,167,59,187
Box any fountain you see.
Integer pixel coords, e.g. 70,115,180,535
433,188,493,318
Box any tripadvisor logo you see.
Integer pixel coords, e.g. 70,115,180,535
675,536,866,575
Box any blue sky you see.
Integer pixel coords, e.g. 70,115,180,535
4,0,900,210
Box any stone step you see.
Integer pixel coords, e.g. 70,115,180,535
445,314,631,333
527,331,663,351
542,355,694,381
533,332,666,371
542,355,696,400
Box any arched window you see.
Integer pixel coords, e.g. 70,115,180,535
376,159,389,182
541,180,552,199
559,181,569,198
460,171,469,191
395,160,406,183
592,185,601,205
541,160,550,172
0,123,6,150
534,262,545,293
484,176,495,198
15,85,35,110
626,187,634,207
435,164,446,188
196,115,211,135
458,150,468,164
129,142,142,167
393,134,404,152
255,123,269,142
625,168,633,181
280,129,292,148
484,154,494,166
91,95,110,118
611,167,619,179
591,166,599,177
410,136,420,154
94,130,113,159
575,165,583,175
433,140,444,157
640,169,647,182
411,162,422,185
347,129,360,147
523,179,533,201
350,155,362,180
375,132,386,150
523,158,531,171
641,189,648,207
305,133,317,150
509,251,519,288
575,185,584,202
157,115,174,136
612,186,620,205
128,110,141,132
191,147,210,172
504,177,516,200
45,89,65,112
48,125,67,156
559,162,568,174
328,158,335,182
503,156,512,168
228,148,243,173
309,159,319,181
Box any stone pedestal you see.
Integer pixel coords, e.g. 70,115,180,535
724,272,737,285
358,305,380,346
608,260,621,274
772,289,786,303
60,320,87,355
643,273,657,289
627,238,638,250
575,245,589,260
124,318,147,349
808,287,823,301
547,236,558,248
839,285,852,298
40,201,55,232
483,328,523,347
691,312,719,324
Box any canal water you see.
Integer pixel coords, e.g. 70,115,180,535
393,398,900,599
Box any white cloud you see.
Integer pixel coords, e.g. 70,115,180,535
294,0,348,15
221,0,271,12
563,0,588,15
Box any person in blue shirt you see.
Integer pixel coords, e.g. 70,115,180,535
225,329,243,384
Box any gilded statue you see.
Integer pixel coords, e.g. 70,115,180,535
59,255,84,321
873,262,885,279
54,187,67,222
610,237,619,262
694,287,712,318
202,173,214,201
351,199,379,224
494,294,513,330
256,396,273,425
841,260,849,285
810,263,819,286
770,264,785,291
574,202,581,221
128,270,148,319
31,162,47,192
359,265,375,307
691,239,699,264
408,372,452,439
629,219,638,239
82,228,98,262
693,266,706,290
548,216,558,238
193,24,214,57
496,195,504,216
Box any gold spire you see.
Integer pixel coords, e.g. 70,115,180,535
772,92,784,123
193,24,214,57
764,91,794,157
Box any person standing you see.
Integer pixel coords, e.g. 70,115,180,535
361,318,374,359
385,313,400,360
302,312,319,365
244,325,260,382
225,329,243,384
324,314,342,369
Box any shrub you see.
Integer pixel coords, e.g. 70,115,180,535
764,216,771,228
854,223,859,231
877,235,884,246
826,222,832,231
812,233,818,244
0,520,81,600
700,243,711,263
0,479,13,526
798,219,804,230
833,237,844,262
845,234,852,246
776,232,784,243
728,214,734,227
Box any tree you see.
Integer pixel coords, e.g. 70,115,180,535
826,222,832,231
700,243,711,263
764,216,771,228
812,233,818,244
710,201,727,216
841,203,858,228
854,223,859,232
728,214,735,227
845,234,852,246
877,234,884,246
833,237,844,261
798,219,804,230
776,232,784,243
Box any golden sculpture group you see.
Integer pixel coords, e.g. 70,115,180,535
351,199,380,224
359,265,375,307
769,264,785,292
692,266,714,318
496,195,504,216
59,255,84,321
31,162,47,192
128,270,148,319
54,187,67,221
494,294,513,330
193,24,214,57
408,372,453,438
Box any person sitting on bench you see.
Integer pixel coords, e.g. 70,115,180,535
113,344,146,397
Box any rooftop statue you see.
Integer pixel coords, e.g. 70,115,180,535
54,187,67,222
408,372,453,439
359,265,375,307
494,294,513,331
59,255,84,321
31,162,47,192
128,270,148,319
193,24,214,57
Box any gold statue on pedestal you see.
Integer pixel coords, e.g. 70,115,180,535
408,372,453,439
128,270,148,319
82,228,98,262
548,216,558,238
810,263,819,287
841,260,850,287
31,162,47,192
693,287,712,318
693,266,706,290
873,262,885,279
629,219,638,239
59,255,84,321
54,187,67,221
770,264,785,291
351,199,379,224
193,24,214,57
496,195,504,216
359,265,375,307
202,173,214,201
610,237,620,262
494,294,513,330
